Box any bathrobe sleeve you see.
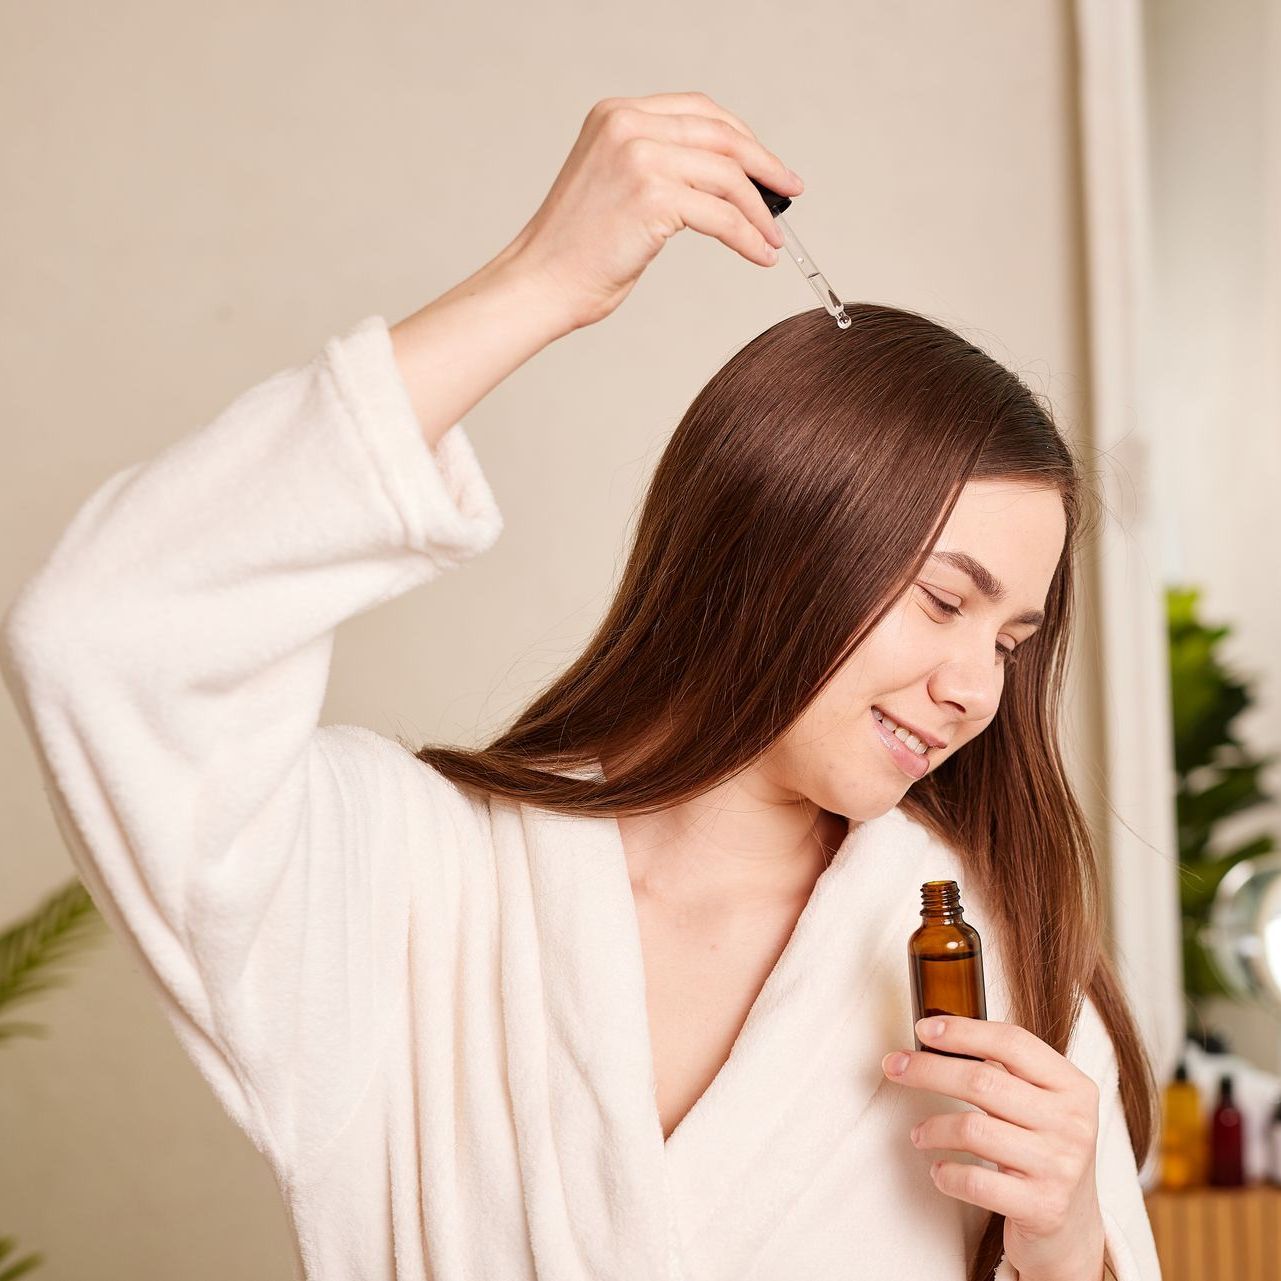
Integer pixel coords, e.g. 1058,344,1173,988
995,993,1162,1281
0,314,503,1184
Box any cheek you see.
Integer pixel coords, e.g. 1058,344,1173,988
812,700,887,779
863,605,932,670
797,693,852,743
782,685,869,768
805,612,924,731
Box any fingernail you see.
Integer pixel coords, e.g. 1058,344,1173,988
916,1018,946,1040
910,1123,922,1144
883,1052,910,1076
788,168,804,189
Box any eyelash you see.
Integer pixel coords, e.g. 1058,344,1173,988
918,587,1020,664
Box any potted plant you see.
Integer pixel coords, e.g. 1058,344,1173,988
1167,585,1278,1014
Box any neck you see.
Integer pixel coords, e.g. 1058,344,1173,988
606,759,851,913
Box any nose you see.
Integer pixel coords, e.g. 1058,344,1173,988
928,646,1004,724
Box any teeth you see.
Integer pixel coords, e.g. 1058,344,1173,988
872,707,928,755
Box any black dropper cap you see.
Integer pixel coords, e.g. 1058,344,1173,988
1174,1060,1189,1082
750,177,792,217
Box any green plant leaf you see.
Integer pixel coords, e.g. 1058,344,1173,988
1178,833,1277,915
0,878,105,1040
0,880,105,1274
1167,585,1260,774
1182,755,1277,820
0,1233,44,1280
1181,918,1235,1000
0,1021,51,1044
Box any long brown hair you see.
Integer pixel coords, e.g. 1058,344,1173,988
410,302,1160,1281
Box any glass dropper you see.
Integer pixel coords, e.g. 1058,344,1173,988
750,177,851,330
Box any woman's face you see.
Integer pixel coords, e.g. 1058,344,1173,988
770,478,1067,825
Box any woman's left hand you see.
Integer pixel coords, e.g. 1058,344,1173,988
881,1015,1106,1281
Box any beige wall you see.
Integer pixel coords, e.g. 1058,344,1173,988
0,1,1090,1275
1145,0,1281,1072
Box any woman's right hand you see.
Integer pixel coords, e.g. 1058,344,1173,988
496,91,806,332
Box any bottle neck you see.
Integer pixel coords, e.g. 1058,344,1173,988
920,879,965,922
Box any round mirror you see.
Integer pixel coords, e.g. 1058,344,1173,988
1201,853,1281,1015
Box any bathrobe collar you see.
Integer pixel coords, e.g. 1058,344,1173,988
497,767,1009,1280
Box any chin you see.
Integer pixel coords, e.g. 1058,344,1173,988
835,791,905,825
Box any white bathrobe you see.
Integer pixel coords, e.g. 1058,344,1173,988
0,315,1162,1280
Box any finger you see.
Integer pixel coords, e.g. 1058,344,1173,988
623,89,762,142
646,138,784,248
675,185,779,267
915,1017,1076,1092
929,1158,1042,1224
614,107,801,206
883,1049,1045,1129
912,1109,1045,1178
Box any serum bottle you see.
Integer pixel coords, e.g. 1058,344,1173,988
1208,1073,1246,1186
909,879,988,1061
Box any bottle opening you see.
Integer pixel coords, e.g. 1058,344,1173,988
920,879,962,915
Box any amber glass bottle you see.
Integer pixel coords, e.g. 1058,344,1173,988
908,880,987,1061
1158,1060,1204,1189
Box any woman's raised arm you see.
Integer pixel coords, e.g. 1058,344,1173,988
390,89,803,450
0,89,803,1186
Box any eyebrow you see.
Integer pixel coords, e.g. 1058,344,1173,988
926,551,1046,627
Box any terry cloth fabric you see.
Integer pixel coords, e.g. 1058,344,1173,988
1,314,1161,1280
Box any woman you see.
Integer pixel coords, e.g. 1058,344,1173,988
2,91,1159,1280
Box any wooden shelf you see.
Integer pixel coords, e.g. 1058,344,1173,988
1144,1185,1281,1280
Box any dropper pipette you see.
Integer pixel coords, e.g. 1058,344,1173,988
750,177,851,330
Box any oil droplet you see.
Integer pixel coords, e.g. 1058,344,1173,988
835,309,852,329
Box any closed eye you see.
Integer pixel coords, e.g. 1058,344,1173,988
918,586,1020,663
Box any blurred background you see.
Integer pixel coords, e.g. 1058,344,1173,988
1,0,1277,1276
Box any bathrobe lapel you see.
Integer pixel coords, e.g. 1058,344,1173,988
662,804,1012,1279
493,791,675,1279
500,777,1012,1281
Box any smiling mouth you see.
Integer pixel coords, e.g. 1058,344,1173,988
870,708,931,779
871,706,941,753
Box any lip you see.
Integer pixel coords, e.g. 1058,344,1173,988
871,706,948,750
871,708,931,780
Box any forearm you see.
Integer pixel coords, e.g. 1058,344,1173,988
388,245,580,452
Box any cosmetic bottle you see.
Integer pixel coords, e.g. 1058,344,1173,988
1158,1059,1204,1189
908,880,987,1061
1209,1073,1246,1186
